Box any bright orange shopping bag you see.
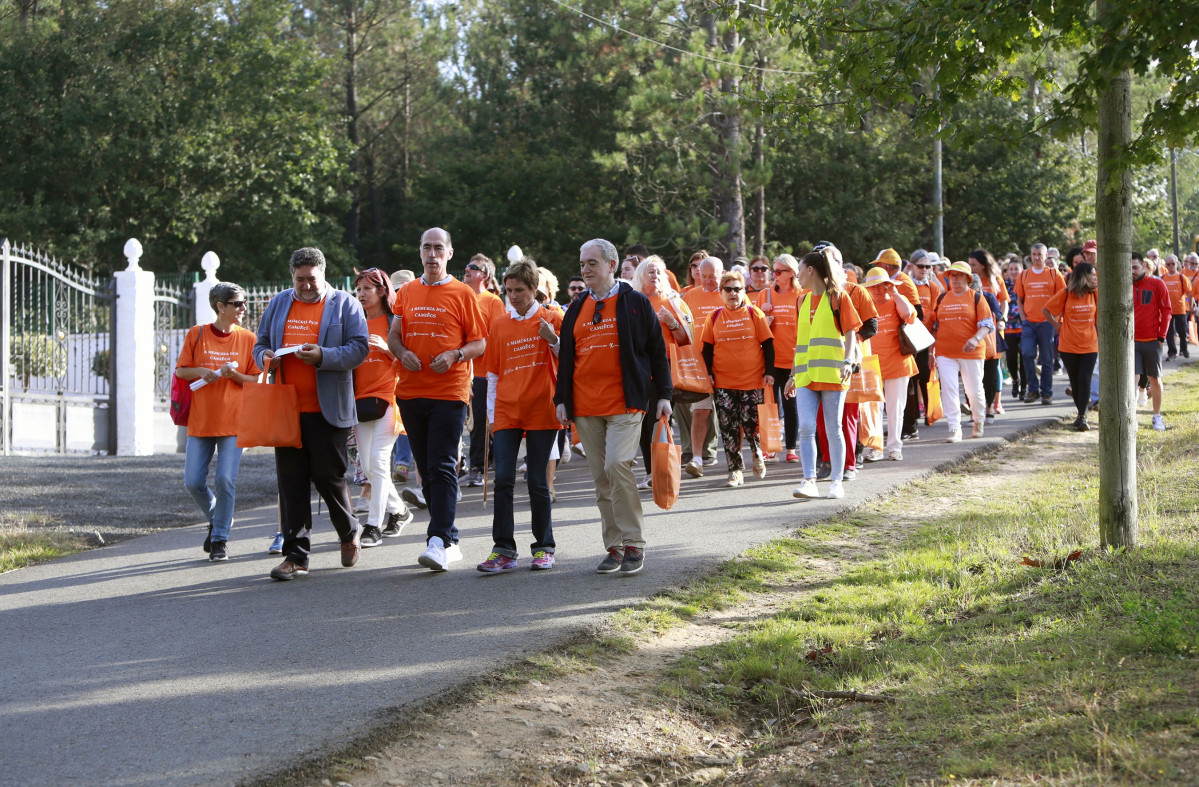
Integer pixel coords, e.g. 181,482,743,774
757,387,783,454
237,368,302,448
925,366,944,426
651,416,681,510
846,355,884,404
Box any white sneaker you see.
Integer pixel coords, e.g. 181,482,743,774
862,448,885,463
1137,388,1149,407
353,497,370,514
972,421,984,438
445,542,463,563
418,536,448,571
827,480,845,499
573,442,586,458
1152,414,1166,431
401,486,427,509
947,428,962,443
684,458,704,478
752,454,766,479
726,470,744,487
792,479,819,499
637,475,652,490
561,441,572,464
887,450,903,461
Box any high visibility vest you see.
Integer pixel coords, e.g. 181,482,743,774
794,291,847,389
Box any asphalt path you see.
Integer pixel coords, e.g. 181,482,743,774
0,395,1079,786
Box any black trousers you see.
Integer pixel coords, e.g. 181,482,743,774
1165,314,1189,358
983,358,1000,408
469,376,489,471
1005,338,1025,396
903,348,931,433
275,412,359,567
1060,352,1097,418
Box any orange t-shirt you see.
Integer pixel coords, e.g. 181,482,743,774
485,308,563,431
473,290,507,378
912,277,944,329
354,315,400,402
649,295,692,349
281,299,325,413
395,277,487,403
868,289,918,380
1044,289,1098,354
981,275,1010,317
700,303,774,390
176,324,261,437
1161,273,1191,315
1185,270,1199,306
682,287,724,331
934,291,992,360
891,272,920,311
1015,267,1065,323
753,285,806,365
804,292,864,392
572,294,629,417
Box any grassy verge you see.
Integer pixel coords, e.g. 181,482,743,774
0,515,94,573
657,368,1199,784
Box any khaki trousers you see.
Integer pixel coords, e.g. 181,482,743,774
574,413,646,550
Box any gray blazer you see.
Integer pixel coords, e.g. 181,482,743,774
253,287,370,428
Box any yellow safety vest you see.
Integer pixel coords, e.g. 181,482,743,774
793,291,847,389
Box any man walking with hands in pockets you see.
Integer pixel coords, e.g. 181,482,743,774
554,238,673,576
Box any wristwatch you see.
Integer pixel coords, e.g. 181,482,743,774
456,348,465,363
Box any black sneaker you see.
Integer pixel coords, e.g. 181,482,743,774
1041,396,1053,405
209,541,228,562
203,523,213,554
901,429,919,440
815,461,832,480
1023,392,1039,403
360,525,383,548
381,507,414,537
619,546,644,575
596,547,624,574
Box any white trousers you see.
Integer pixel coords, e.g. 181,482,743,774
936,356,985,432
354,406,402,528
882,376,909,454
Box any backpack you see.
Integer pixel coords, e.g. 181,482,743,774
170,327,204,426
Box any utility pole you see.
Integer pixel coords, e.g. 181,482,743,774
1170,147,1180,256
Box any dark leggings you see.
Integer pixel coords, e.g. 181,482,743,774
770,366,799,450
1005,338,1024,395
1059,351,1098,418
983,358,1000,409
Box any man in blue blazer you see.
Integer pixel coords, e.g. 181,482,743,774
253,247,370,581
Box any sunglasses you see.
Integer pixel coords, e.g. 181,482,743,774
722,286,743,293
591,298,607,325
465,264,484,273
568,285,585,291
750,266,768,272
223,300,247,309
916,264,933,269
772,268,790,275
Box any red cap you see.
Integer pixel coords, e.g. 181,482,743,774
1082,239,1098,253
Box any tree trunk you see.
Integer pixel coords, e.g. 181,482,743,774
702,5,745,260
1094,31,1137,548
344,1,361,255
752,50,766,256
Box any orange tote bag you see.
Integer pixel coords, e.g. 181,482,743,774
237,368,302,449
846,355,884,404
925,366,944,426
651,416,681,510
757,387,783,454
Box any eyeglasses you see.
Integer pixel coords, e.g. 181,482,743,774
465,264,483,273
916,264,933,269
591,298,606,325
722,286,743,293
223,300,247,309
772,268,790,275
568,285,585,292
750,266,768,272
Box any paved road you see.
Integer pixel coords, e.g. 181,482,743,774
0,397,1077,786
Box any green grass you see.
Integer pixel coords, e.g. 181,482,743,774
0,523,93,573
660,366,1199,783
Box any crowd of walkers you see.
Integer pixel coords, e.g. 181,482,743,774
176,232,1192,577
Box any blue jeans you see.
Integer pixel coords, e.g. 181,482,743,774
797,387,846,481
183,435,242,544
1020,320,1056,397
491,428,556,557
392,433,412,468
398,397,468,546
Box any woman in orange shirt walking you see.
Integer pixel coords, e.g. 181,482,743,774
477,259,563,572
932,261,994,442
701,271,775,487
174,283,262,561
352,268,413,548
1042,262,1098,431
860,268,917,460
754,254,805,463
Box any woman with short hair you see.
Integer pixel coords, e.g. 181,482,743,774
701,271,775,487
174,282,261,561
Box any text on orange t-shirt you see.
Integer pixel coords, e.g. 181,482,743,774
934,290,992,360
281,299,325,413
700,303,774,390
395,278,487,403
485,309,563,431
1043,288,1098,354
571,294,631,417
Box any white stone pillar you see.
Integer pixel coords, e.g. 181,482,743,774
114,239,156,456
193,251,221,326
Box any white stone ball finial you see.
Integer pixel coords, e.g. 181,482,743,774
124,238,143,271
506,245,523,263
201,251,221,282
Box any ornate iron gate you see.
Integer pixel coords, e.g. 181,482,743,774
152,281,194,407
1,240,116,454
